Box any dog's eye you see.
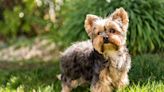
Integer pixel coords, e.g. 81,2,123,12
98,32,104,35
109,29,116,33
93,27,96,30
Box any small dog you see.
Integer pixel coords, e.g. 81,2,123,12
60,7,131,92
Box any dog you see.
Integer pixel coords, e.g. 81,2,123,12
60,7,131,92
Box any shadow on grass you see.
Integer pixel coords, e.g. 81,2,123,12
129,53,164,84
0,53,163,91
0,60,61,91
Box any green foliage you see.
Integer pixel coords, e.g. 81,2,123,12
0,61,60,91
0,8,20,37
0,0,163,54
0,53,163,91
59,0,164,54
118,81,164,92
0,0,55,38
129,53,164,83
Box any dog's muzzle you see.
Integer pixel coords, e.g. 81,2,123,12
99,32,109,43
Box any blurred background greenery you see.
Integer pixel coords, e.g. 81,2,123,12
0,0,163,55
0,0,164,91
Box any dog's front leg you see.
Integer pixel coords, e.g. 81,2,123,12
90,81,113,92
91,69,113,92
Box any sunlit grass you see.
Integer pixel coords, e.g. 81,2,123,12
117,81,164,92
0,53,163,92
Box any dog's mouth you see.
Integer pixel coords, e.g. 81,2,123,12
93,36,119,54
93,42,118,55
102,37,118,50
98,43,119,59
102,43,118,52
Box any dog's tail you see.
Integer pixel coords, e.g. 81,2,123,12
56,74,61,80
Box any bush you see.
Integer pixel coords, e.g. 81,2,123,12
59,0,164,54
0,0,56,39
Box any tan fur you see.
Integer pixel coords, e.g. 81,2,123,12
91,69,113,92
71,78,88,88
93,36,103,54
89,8,130,91
61,7,130,92
61,78,86,92
85,8,129,51
110,7,129,31
61,83,72,92
91,64,129,92
85,14,100,38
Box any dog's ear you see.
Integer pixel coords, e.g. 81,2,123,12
110,7,129,31
85,14,99,38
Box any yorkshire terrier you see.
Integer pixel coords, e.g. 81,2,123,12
60,7,131,92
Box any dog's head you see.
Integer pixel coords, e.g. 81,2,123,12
84,7,129,54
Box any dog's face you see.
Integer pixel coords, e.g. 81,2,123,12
85,8,129,54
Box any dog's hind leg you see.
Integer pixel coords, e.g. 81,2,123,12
61,82,72,92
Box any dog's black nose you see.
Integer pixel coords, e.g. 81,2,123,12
103,36,109,43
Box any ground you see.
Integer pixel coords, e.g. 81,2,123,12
0,53,163,92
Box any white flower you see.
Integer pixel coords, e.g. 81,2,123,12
106,0,111,3
35,0,42,7
19,12,24,18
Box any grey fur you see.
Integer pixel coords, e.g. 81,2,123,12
60,40,131,88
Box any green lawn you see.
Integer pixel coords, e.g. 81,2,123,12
0,53,163,92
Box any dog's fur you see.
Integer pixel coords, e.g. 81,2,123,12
60,7,131,92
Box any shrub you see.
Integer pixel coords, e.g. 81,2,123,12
59,0,164,54
0,0,56,39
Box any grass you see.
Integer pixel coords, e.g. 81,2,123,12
0,53,163,92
